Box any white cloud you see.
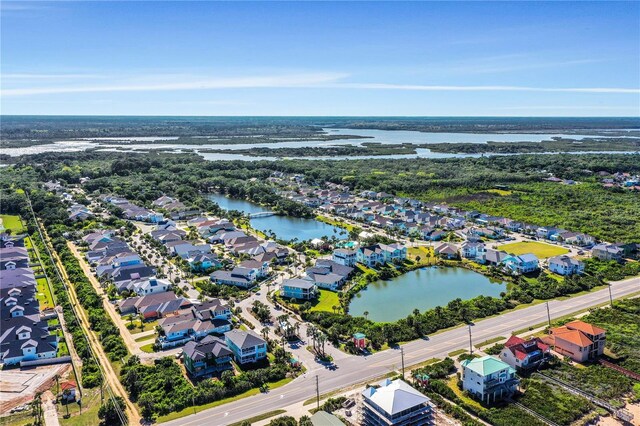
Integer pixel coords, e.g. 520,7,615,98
2,71,638,96
1,73,348,96
336,83,640,94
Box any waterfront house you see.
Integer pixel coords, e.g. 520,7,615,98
357,245,385,267
434,243,459,259
548,255,585,276
502,253,539,275
183,335,233,378
361,378,433,426
461,356,519,403
281,278,317,300
225,329,267,364
499,335,551,371
332,248,357,267
305,260,353,291
543,320,606,362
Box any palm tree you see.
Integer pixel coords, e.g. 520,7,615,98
331,305,338,314
294,322,301,338
307,325,318,351
363,311,369,320
317,332,327,357
261,326,270,341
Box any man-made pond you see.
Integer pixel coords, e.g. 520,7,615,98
207,193,345,241
349,267,507,323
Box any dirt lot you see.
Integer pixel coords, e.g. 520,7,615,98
0,364,70,414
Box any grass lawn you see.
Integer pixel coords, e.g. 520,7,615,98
156,377,292,423
59,387,102,426
229,410,287,426
310,289,341,313
140,343,155,353
133,333,156,342
407,246,435,264
498,241,569,258
36,277,55,310
0,214,26,233
316,215,355,232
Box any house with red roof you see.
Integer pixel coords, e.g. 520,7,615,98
542,320,606,362
498,335,550,371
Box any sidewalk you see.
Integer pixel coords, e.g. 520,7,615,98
42,391,60,426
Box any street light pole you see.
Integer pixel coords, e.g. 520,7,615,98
608,283,614,308
468,324,473,354
545,301,551,330
401,347,405,378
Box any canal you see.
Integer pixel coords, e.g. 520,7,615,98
348,267,507,322
207,193,345,241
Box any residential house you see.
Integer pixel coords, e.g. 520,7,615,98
548,255,585,276
210,267,257,289
357,245,385,267
305,260,353,291
499,336,551,371
225,330,267,364
183,335,233,377
332,248,357,267
434,243,459,259
502,254,539,275
281,278,317,300
361,378,433,426
592,244,624,261
461,356,519,403
117,291,189,319
543,320,606,362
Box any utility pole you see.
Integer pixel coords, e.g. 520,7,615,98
401,347,405,378
468,324,473,354
608,283,614,308
545,301,551,330
315,375,320,410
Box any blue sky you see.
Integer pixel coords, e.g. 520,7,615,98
2,1,639,116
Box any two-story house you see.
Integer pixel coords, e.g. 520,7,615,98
499,336,551,371
502,253,539,275
281,278,317,300
461,356,519,404
225,330,267,364
548,255,585,276
332,248,357,267
543,320,606,362
183,335,233,378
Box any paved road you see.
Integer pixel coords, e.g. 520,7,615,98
165,275,639,426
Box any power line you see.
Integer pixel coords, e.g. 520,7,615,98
24,190,128,426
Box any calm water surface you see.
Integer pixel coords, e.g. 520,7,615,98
207,193,345,241
6,127,637,158
349,267,507,323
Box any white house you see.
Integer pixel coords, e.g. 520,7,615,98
461,356,519,403
548,255,585,276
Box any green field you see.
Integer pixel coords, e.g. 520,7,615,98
0,214,26,233
498,241,569,258
36,277,54,310
310,289,341,313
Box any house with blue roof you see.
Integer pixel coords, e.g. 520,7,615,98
502,253,539,275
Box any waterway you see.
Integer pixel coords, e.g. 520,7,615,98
5,127,638,160
348,267,507,323
207,193,345,241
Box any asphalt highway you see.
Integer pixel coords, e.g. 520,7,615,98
165,276,639,426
